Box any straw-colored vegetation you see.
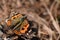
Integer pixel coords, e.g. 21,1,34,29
0,0,60,40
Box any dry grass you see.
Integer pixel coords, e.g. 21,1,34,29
0,0,60,40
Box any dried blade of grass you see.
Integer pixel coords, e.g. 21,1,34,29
46,8,60,34
50,1,56,12
50,1,59,24
53,3,59,25
43,24,53,35
17,0,22,7
38,25,41,38
49,35,52,40
41,0,60,34
57,35,60,40
42,24,53,40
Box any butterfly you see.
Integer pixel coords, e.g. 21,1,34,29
6,13,29,35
